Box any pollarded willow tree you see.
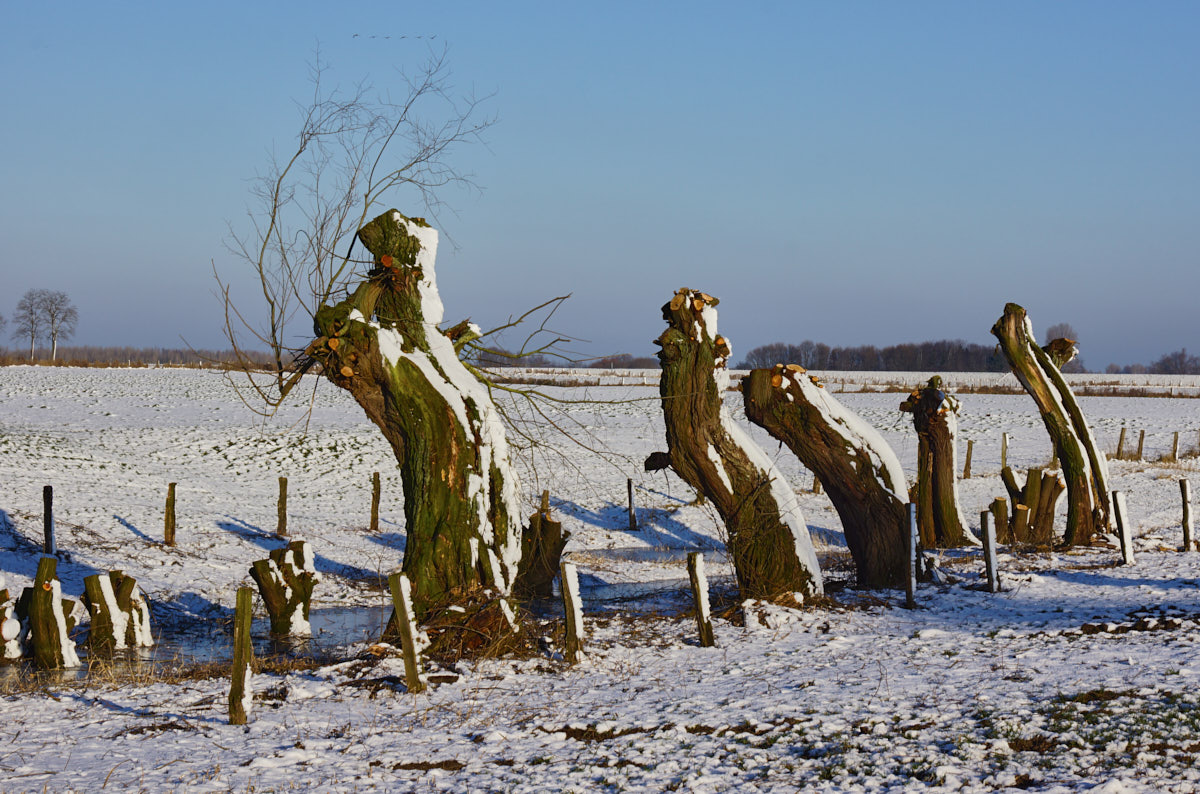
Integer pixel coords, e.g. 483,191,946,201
219,52,556,625
647,289,823,601
742,364,910,588
992,303,1111,545
898,376,970,548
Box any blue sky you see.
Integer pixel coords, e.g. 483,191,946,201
2,1,1197,368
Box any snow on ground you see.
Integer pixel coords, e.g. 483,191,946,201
2,366,1200,791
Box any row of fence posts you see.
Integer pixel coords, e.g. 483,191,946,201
956,429,1195,482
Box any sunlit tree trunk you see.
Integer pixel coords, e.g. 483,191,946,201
899,376,969,548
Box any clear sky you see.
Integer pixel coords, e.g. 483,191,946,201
2,1,1197,369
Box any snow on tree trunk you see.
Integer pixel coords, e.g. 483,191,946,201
82,570,154,654
649,289,822,601
743,363,909,589
310,210,524,617
992,303,1111,545
249,540,320,636
16,557,80,669
899,376,970,548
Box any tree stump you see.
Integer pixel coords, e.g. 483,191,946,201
16,556,79,668
82,570,154,654
310,211,525,617
512,498,569,599
1000,466,1064,546
249,540,320,636
899,376,969,548
992,303,1111,545
648,289,822,600
744,363,909,588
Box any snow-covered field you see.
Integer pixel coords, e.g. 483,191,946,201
2,365,1200,792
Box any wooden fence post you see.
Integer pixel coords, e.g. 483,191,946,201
962,439,974,479
228,586,254,725
812,475,822,495
1116,426,1126,459
687,552,715,647
981,510,1000,593
1113,490,1134,566
627,478,638,531
42,485,55,556
386,572,426,693
560,561,585,662
276,476,288,537
369,472,381,532
1171,432,1180,462
164,482,177,546
1001,433,1009,471
1136,430,1145,461
1182,479,1194,552
541,489,550,517
905,503,918,609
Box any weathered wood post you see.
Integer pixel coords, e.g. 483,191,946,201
276,476,288,537
1171,432,1180,462
812,475,822,495
1113,491,1134,566
1116,427,1127,459
1136,430,1145,461
228,586,254,725
541,489,550,517
627,478,638,531
386,572,426,694
1001,433,1009,471
962,439,974,480
981,510,1000,594
164,482,177,546
1182,479,1193,552
560,561,584,663
369,472,381,532
42,485,55,556
17,556,80,668
248,540,320,636
989,497,1010,543
687,552,715,647
905,504,918,609
82,571,155,654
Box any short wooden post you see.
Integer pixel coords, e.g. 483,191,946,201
980,510,1000,593
560,561,584,662
164,482,177,546
1136,430,1145,461
1113,490,1134,566
369,472,381,532
1182,479,1193,552
627,478,638,531
1171,432,1180,462
1001,433,1009,470
687,552,715,647
42,485,55,556
541,489,550,518
812,475,822,495
276,476,288,537
228,586,254,725
1116,426,1127,459
962,439,974,479
905,503,918,609
386,573,426,693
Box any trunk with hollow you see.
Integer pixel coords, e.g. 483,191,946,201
899,376,969,548
310,210,525,617
649,289,822,601
744,364,909,588
992,303,1110,545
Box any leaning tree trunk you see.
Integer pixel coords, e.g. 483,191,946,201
743,364,910,588
648,289,822,601
899,376,970,548
992,303,1111,545
309,210,525,617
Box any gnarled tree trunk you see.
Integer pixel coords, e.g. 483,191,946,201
649,289,822,601
899,376,969,548
309,210,525,617
992,303,1111,545
743,364,909,588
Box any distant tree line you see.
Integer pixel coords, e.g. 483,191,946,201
734,339,1010,372
0,345,276,369
1106,349,1200,375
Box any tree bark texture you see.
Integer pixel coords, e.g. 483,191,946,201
309,210,524,616
650,289,822,600
991,303,1111,545
744,363,910,588
899,376,969,548
82,570,154,654
16,556,79,668
249,540,320,636
1001,466,1064,546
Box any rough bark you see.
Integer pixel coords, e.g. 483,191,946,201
992,303,1111,545
309,210,524,617
16,556,79,669
649,289,822,600
249,540,320,636
899,376,969,548
82,570,154,654
512,504,569,600
743,363,909,589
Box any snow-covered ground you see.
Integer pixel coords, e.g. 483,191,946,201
2,365,1200,792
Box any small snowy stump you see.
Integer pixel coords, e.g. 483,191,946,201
0,576,24,661
17,556,79,669
228,586,254,725
560,562,584,663
688,552,715,647
249,539,320,636
82,571,155,654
